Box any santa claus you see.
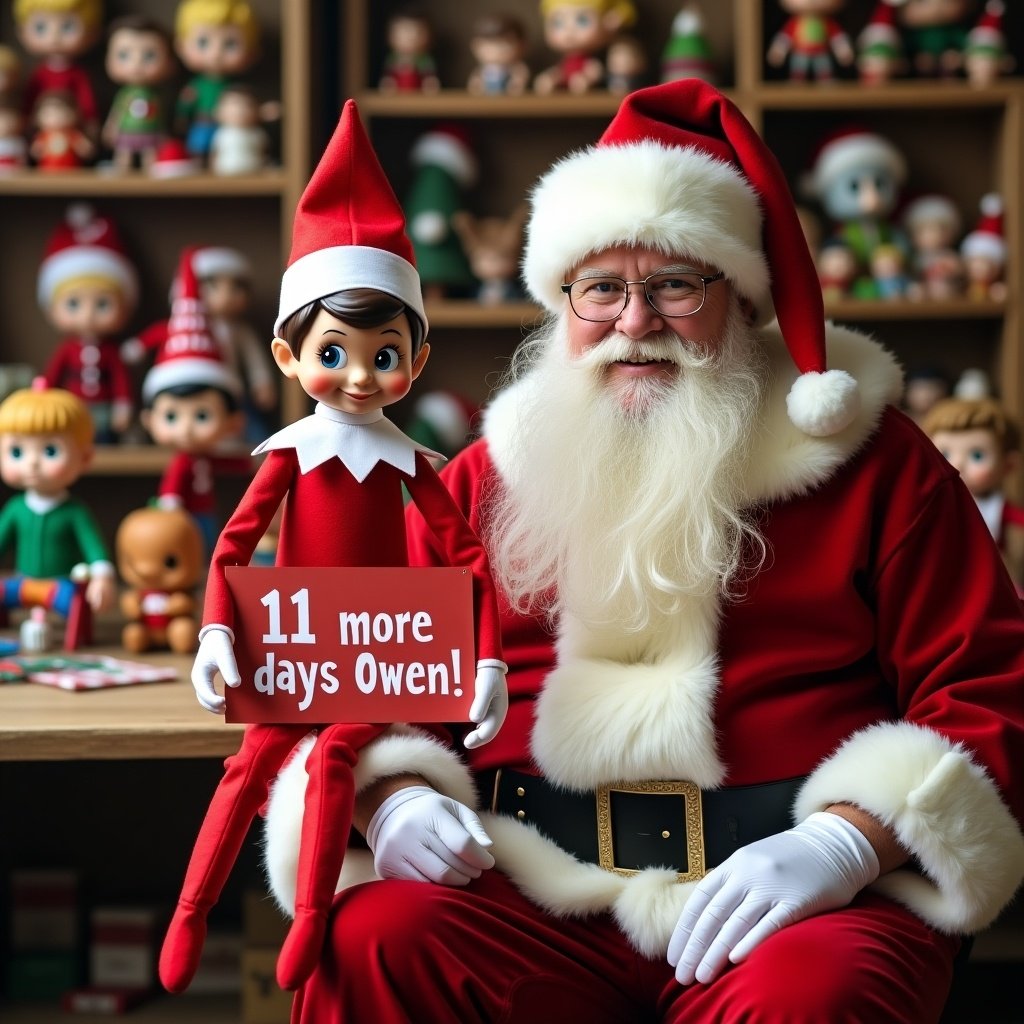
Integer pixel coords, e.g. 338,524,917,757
264,80,1024,1022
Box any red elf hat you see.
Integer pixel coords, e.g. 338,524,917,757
275,99,426,337
522,79,860,437
142,246,242,404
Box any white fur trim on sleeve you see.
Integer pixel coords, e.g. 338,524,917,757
261,724,475,915
794,721,1024,934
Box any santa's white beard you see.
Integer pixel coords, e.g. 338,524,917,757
486,305,766,633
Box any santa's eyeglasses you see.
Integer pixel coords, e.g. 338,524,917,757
560,269,725,322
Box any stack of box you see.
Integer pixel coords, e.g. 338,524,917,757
241,889,292,1024
6,869,82,1001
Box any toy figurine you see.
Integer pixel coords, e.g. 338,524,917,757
189,245,278,442
954,366,992,399
963,1,1014,87
870,242,909,299
856,1,908,83
148,137,200,178
605,35,648,93
0,45,22,102
14,0,102,138
116,505,203,654
533,0,638,94
660,3,717,84
173,0,262,163
0,103,29,173
467,13,530,95
902,365,951,423
902,193,964,300
451,205,528,304
960,193,1007,301
766,0,854,82
102,16,176,173
0,380,116,652
138,248,250,557
30,89,94,170
923,396,1024,589
158,100,507,998
209,84,277,175
378,7,440,93
38,204,138,443
806,126,908,286
815,238,857,301
891,0,974,77
405,124,478,300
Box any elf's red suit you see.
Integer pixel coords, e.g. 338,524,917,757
269,325,1024,1022
159,405,502,993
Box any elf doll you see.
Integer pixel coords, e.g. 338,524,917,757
158,100,507,995
0,380,116,651
139,247,251,557
766,0,854,82
38,204,138,443
15,0,102,138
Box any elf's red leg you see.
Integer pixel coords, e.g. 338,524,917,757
276,721,388,990
159,723,310,993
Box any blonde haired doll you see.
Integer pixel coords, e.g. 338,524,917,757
0,380,115,649
534,0,638,93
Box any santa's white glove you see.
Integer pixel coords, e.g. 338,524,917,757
366,785,495,886
464,659,508,750
668,811,879,986
191,625,241,715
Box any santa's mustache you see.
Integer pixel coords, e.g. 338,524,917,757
572,333,714,370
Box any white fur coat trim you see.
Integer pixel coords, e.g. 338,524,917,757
262,724,477,915
795,720,1024,934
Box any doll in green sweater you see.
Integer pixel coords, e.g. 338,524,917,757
0,380,115,644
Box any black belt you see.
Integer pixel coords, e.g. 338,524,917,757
486,768,806,880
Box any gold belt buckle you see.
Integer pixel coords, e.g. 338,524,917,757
596,780,706,882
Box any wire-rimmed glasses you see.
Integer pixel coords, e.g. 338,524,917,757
560,269,725,322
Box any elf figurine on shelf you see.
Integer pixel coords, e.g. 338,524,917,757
158,100,507,996
173,0,262,163
38,204,138,444
138,247,251,558
766,0,854,82
923,396,1024,590
14,0,102,139
0,380,116,651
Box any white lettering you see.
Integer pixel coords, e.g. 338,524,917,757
355,652,376,693
406,662,425,694
372,613,394,643
412,611,433,642
297,661,319,712
339,611,370,646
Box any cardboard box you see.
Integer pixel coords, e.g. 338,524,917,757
243,890,289,947
89,906,161,989
241,948,293,1024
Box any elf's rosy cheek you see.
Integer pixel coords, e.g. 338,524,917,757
304,372,337,396
382,375,411,399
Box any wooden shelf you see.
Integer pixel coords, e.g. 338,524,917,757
754,80,1024,111
357,89,628,119
425,300,544,329
0,994,242,1024
87,446,171,477
0,646,243,762
0,169,288,198
826,298,1008,322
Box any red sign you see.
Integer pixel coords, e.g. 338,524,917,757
223,566,476,724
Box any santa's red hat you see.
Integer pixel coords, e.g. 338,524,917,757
38,203,138,310
142,246,242,404
960,193,1007,264
275,99,426,337
522,79,860,437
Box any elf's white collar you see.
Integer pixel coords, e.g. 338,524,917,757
25,490,69,514
252,403,443,482
975,491,1004,540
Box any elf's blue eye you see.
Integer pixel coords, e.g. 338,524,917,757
375,346,400,372
970,449,988,463
10,445,22,459
319,344,346,369
44,444,60,458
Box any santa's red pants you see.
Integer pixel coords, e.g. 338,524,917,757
291,868,960,1024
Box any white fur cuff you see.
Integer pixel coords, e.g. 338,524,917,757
795,721,1024,933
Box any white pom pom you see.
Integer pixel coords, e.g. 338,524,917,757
980,193,1003,217
786,369,861,437
66,202,95,230
411,210,448,245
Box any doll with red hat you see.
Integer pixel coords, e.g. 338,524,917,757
960,192,1008,301
139,246,251,557
158,99,507,995
38,204,137,444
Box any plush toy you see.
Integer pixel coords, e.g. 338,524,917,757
378,8,440,93
533,0,638,94
451,205,528,304
116,505,203,654
856,2,907,83
960,194,1007,301
38,204,138,443
173,0,262,163
890,0,974,77
102,16,176,173
0,380,116,651
467,13,530,95
660,3,717,84
30,89,94,170
963,1,1014,87
14,0,102,138
766,0,854,81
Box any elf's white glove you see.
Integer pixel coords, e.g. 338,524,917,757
366,785,496,886
464,659,508,750
668,811,880,986
192,625,241,715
